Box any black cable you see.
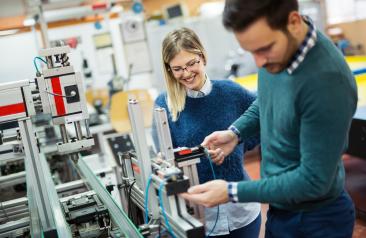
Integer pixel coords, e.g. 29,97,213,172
158,219,162,238
128,180,136,221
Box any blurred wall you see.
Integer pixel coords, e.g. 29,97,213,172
330,19,366,53
143,0,222,17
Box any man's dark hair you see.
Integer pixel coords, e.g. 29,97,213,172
223,0,299,32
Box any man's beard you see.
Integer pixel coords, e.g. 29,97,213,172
264,32,299,74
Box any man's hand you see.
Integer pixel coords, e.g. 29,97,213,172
180,180,229,207
202,130,239,165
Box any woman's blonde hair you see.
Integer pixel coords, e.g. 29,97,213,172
161,27,207,121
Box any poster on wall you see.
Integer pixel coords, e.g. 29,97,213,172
120,14,152,74
93,32,115,75
124,41,152,74
95,47,114,75
120,17,146,43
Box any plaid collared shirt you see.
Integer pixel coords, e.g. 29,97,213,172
227,16,318,203
228,182,239,203
286,16,317,74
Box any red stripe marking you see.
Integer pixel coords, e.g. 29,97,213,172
0,103,25,117
92,3,107,10
178,149,192,155
132,164,141,174
51,77,66,116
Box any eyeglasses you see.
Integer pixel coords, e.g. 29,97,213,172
169,59,201,76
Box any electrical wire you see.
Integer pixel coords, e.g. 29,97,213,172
144,175,154,224
43,90,76,98
33,56,47,75
158,181,176,238
143,147,219,238
155,226,167,238
128,180,136,220
157,220,162,238
204,148,220,237
108,217,112,237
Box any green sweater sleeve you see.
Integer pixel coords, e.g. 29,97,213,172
236,73,357,205
232,98,260,139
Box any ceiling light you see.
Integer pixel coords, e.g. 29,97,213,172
23,18,36,27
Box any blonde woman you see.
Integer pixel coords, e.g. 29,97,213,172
153,28,261,238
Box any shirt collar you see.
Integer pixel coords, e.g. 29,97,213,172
286,16,317,75
186,74,212,98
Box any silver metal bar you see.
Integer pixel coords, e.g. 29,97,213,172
37,5,50,48
0,208,28,221
127,99,159,219
0,197,28,210
19,119,73,237
0,151,24,164
74,121,83,140
0,217,30,237
19,118,57,237
96,131,107,157
130,185,145,211
54,179,85,194
177,196,204,228
84,119,91,138
183,166,204,219
113,165,128,211
0,206,28,218
77,156,143,238
0,143,22,154
0,171,26,188
120,152,135,181
1,135,18,143
0,213,29,225
59,124,69,143
153,108,175,164
56,138,94,154
39,153,72,238
22,84,36,116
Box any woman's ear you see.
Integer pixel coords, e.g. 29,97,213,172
202,55,207,66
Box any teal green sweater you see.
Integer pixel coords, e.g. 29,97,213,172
232,31,358,211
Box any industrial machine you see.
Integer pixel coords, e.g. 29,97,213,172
0,45,210,238
0,45,140,238
116,100,207,238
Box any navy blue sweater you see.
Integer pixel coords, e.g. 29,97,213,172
154,80,258,183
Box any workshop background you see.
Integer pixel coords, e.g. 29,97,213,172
0,0,365,238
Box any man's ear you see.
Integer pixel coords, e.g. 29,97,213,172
286,11,302,35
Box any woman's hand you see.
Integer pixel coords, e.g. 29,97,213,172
202,130,239,165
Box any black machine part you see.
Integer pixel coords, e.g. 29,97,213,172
61,194,109,224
